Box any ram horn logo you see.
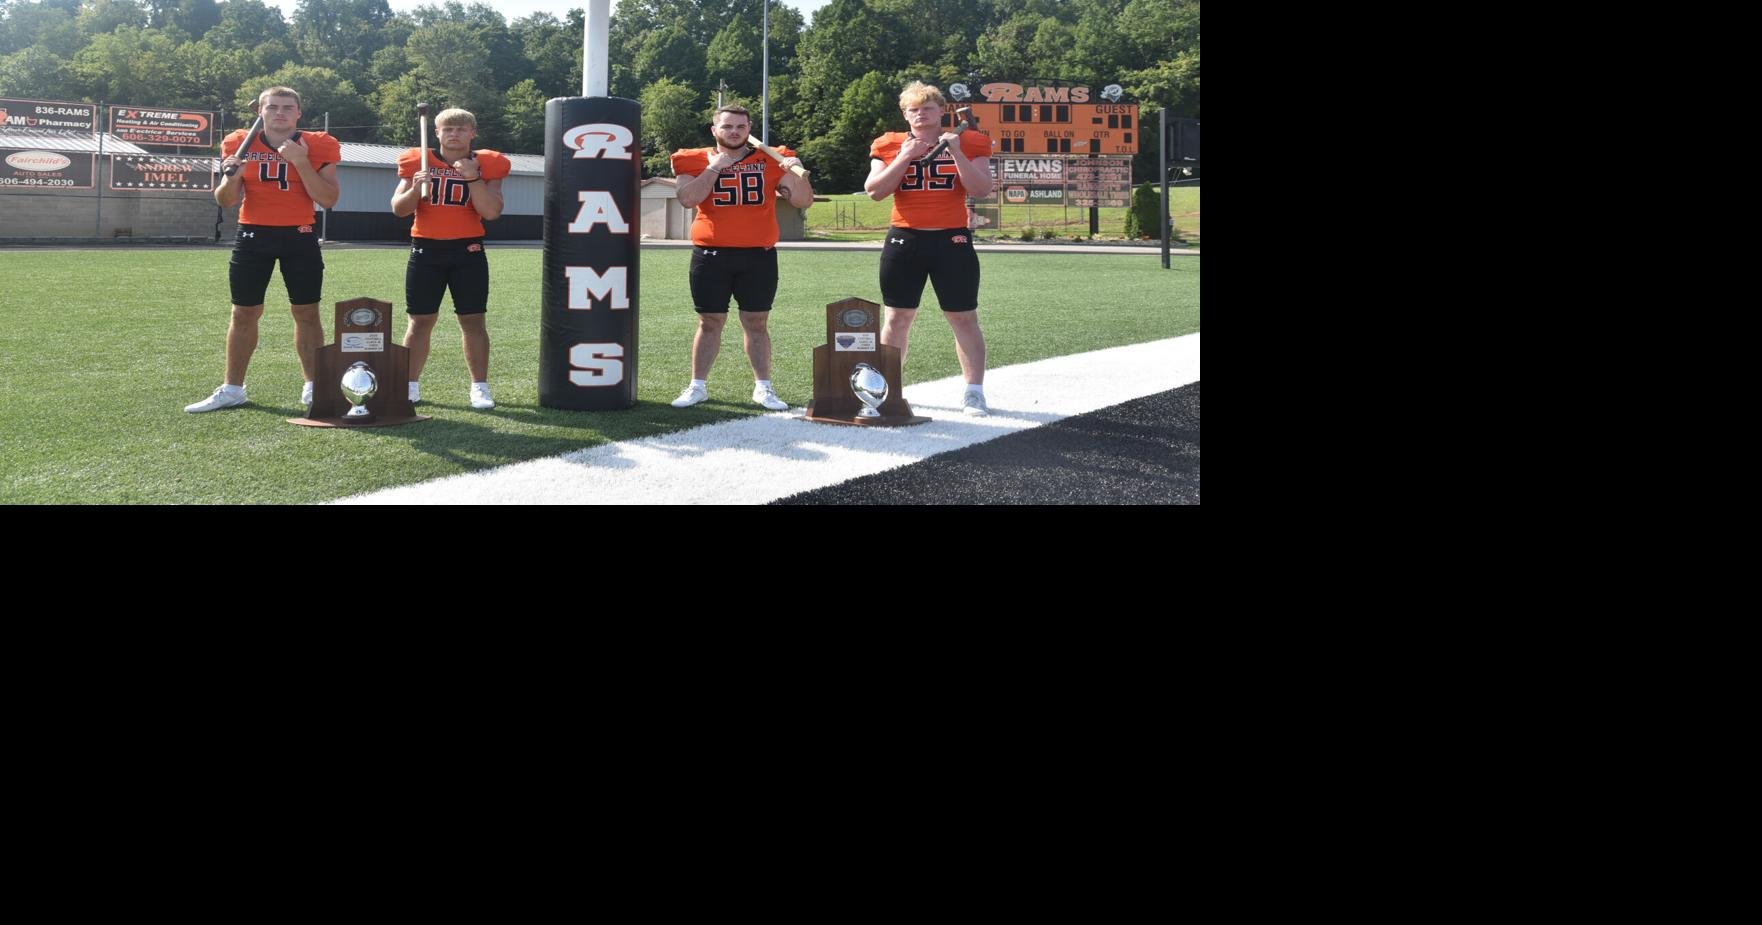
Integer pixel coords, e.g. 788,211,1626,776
5,151,73,171
563,123,634,160
1101,84,1125,103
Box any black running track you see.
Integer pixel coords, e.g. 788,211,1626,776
773,382,1200,505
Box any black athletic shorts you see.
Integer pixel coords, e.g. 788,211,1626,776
229,224,324,307
879,226,980,312
689,246,778,314
406,238,490,315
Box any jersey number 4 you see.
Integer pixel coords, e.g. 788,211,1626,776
711,171,765,206
258,161,290,191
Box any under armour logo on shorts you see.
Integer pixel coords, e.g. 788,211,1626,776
298,225,314,234
704,249,717,255
468,244,482,253
240,231,255,238
952,235,969,244
890,238,905,244
412,247,424,254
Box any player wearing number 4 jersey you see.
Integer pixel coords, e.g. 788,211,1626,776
667,104,814,411
866,81,996,416
186,85,341,413
392,108,510,410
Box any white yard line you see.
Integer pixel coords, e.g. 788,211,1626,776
333,333,1200,505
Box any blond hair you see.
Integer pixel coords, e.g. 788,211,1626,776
435,108,477,129
898,81,946,109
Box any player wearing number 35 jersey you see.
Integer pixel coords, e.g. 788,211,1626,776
186,85,342,414
391,108,510,410
865,81,996,416
666,104,814,412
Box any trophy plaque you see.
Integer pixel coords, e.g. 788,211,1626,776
290,297,428,427
802,297,928,427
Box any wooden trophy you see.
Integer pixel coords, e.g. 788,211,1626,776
803,297,928,427
290,297,428,427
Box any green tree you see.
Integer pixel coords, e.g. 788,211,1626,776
290,0,393,76
705,12,760,97
632,24,705,90
207,0,289,52
235,63,375,141
1123,180,1161,239
2,2,83,58
405,21,501,137
0,46,71,99
157,0,221,38
69,25,177,103
169,37,254,113
75,0,149,38
500,77,547,155
791,0,907,144
800,68,895,194
638,75,705,177
512,11,576,98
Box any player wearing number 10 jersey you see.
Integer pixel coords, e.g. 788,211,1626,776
391,108,510,410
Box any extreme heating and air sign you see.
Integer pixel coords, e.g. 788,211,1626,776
108,106,216,148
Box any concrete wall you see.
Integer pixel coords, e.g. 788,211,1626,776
2,158,236,240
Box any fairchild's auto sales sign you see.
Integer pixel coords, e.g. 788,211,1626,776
0,150,95,189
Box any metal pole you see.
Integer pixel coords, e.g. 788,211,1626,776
585,0,610,97
1089,153,1098,237
1160,108,1169,269
762,0,770,144
322,112,329,242
96,101,105,238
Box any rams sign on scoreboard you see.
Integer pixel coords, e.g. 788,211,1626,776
942,81,1140,156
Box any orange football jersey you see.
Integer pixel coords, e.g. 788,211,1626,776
397,149,513,239
222,129,341,227
869,131,994,229
670,146,797,247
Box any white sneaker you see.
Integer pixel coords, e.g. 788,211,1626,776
469,383,495,409
185,385,247,413
752,385,789,410
671,384,708,407
300,382,314,406
961,390,989,417
408,381,421,404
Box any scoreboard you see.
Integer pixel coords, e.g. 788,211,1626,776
943,102,1141,156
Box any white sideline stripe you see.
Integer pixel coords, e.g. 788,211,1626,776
332,334,1200,505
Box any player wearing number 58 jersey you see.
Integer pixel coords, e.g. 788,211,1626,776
186,85,341,413
666,104,814,412
866,81,996,416
391,108,510,410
